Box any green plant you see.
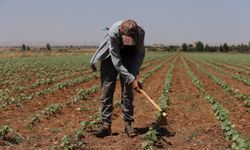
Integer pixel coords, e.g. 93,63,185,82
0,126,12,140
141,127,160,150
58,128,85,150
72,85,99,103
27,114,40,128
80,109,102,130
43,104,62,117
0,125,23,144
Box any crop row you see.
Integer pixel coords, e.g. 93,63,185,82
0,72,98,110
139,64,162,84
0,52,168,85
185,53,250,67
1,53,173,110
0,55,92,90
206,61,250,77
183,57,250,150
23,53,170,92
198,60,250,86
27,84,100,128
186,57,250,108
159,58,176,112
0,53,172,106
142,58,176,150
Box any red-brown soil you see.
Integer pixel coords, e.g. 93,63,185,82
1,55,174,149
166,56,230,149
186,57,250,139
197,60,250,97
207,61,250,78
2,53,244,150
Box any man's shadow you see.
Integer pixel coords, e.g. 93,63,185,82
112,124,176,137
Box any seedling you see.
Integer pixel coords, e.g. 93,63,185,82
43,104,62,117
0,125,23,144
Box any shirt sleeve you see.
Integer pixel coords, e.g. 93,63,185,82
131,28,145,76
108,27,135,84
90,34,109,65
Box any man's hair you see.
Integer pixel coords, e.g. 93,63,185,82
119,19,139,36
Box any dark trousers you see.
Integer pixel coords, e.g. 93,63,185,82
100,47,135,125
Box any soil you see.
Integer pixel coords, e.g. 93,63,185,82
186,57,250,139
2,53,247,150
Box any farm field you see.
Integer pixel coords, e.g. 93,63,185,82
0,51,250,150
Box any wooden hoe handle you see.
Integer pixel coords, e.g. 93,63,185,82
139,89,167,117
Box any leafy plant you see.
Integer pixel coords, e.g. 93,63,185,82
71,85,99,103
0,125,23,144
27,114,40,128
142,127,160,150
43,104,62,117
58,128,85,150
80,109,102,130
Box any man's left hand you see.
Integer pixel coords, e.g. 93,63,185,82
91,64,97,72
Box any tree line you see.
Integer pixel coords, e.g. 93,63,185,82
181,41,250,52
21,43,51,51
20,41,250,53
147,41,250,53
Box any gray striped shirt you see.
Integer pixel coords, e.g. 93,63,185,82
90,20,145,84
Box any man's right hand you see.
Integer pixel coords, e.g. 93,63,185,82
132,79,142,92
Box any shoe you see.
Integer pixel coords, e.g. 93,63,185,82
91,124,111,138
124,124,137,137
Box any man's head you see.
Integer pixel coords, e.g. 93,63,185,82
119,19,139,46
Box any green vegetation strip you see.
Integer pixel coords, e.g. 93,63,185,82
142,58,176,150
0,73,98,110
159,58,176,111
1,53,171,110
208,61,250,76
183,57,250,150
187,57,250,108
27,85,100,128
199,60,250,86
140,64,163,83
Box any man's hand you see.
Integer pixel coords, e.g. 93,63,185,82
91,64,97,72
132,79,142,92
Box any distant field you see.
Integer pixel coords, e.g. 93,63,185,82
0,51,250,149
0,48,96,58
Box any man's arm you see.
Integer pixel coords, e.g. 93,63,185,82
90,34,109,72
108,26,135,85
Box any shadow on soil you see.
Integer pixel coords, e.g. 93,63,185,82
135,126,176,137
136,123,176,148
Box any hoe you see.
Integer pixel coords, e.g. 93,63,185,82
139,89,168,126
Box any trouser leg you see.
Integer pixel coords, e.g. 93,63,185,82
120,78,134,123
100,57,118,125
120,48,134,123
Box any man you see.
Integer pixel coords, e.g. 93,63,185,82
90,19,145,138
